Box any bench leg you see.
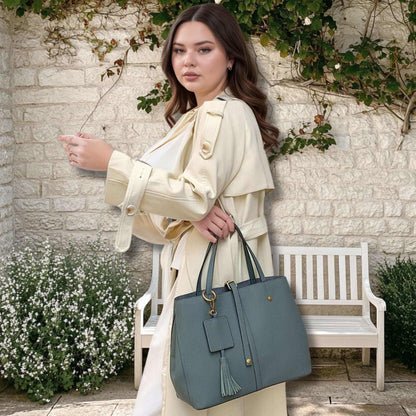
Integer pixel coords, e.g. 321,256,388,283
134,309,143,390
376,345,385,391
362,348,370,366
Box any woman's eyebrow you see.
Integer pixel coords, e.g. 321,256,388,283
173,40,215,46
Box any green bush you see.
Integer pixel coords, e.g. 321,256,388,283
377,257,416,371
0,239,138,403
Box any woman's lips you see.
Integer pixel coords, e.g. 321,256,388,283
183,73,199,81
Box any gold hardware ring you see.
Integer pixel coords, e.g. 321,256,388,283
202,290,217,302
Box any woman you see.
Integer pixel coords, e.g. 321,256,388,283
59,3,287,415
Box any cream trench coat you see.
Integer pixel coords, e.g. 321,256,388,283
104,91,287,415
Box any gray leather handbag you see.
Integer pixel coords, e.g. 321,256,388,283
170,225,311,410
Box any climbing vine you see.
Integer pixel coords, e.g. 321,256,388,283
2,0,416,154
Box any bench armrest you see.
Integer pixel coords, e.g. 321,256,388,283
135,290,152,312
363,282,386,312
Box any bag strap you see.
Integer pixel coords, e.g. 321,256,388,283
195,224,266,296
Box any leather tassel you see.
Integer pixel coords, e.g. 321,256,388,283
220,350,241,397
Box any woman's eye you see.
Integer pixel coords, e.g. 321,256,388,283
199,48,211,54
173,48,185,54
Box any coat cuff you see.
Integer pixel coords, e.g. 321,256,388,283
104,150,153,252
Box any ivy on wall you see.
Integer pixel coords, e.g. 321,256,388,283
2,0,416,155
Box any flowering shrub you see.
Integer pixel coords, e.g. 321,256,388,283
0,239,137,403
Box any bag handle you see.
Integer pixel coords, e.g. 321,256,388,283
195,224,266,296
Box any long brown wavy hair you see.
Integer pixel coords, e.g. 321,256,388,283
161,3,279,150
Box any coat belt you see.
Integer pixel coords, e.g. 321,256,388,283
235,215,268,240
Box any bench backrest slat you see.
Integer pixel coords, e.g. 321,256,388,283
272,243,368,307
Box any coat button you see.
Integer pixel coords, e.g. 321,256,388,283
201,141,211,154
126,205,136,216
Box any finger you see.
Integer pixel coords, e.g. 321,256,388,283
208,223,223,238
202,229,217,243
77,132,94,140
58,135,82,146
225,215,235,233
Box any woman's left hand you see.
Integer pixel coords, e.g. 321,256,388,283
58,133,114,171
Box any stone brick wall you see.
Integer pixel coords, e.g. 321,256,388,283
0,11,14,258
2,2,416,283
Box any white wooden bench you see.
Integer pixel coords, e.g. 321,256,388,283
134,242,386,391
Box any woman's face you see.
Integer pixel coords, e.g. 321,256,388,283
171,21,233,106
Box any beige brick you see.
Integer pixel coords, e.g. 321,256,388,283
13,162,26,179
378,238,404,254
14,143,44,162
13,68,36,87
0,49,9,73
0,135,14,148
332,202,353,218
0,72,10,89
0,165,13,184
354,149,378,169
79,178,105,195
405,239,416,253
86,195,107,210
268,217,302,235
14,198,50,211
373,186,398,200
0,31,10,49
352,201,383,217
66,213,98,230
13,87,100,105
98,212,119,232
363,219,387,235
15,213,63,231
45,142,68,161
0,185,12,208
0,217,13,235
333,219,364,235
384,201,403,217
303,218,332,235
387,218,413,235
271,200,305,217
0,150,13,167
26,162,52,179
399,186,416,200
53,197,86,212
32,125,61,143
13,179,41,198
38,68,85,86
0,118,12,134
42,180,79,197
22,103,94,122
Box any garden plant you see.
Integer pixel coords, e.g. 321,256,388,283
0,239,137,403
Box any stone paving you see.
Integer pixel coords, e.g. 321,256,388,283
1,357,415,415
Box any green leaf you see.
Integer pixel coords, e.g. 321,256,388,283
3,0,21,8
151,11,172,26
386,77,400,93
286,0,297,11
342,51,355,62
33,0,42,13
16,7,25,16
260,33,270,47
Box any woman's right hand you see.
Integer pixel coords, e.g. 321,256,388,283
191,206,234,243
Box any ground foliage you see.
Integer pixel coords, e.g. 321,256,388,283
0,238,138,403
377,257,416,371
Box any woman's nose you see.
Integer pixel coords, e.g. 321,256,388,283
184,52,196,67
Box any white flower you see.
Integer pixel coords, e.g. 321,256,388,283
335,63,341,70
304,17,312,25
214,0,222,3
